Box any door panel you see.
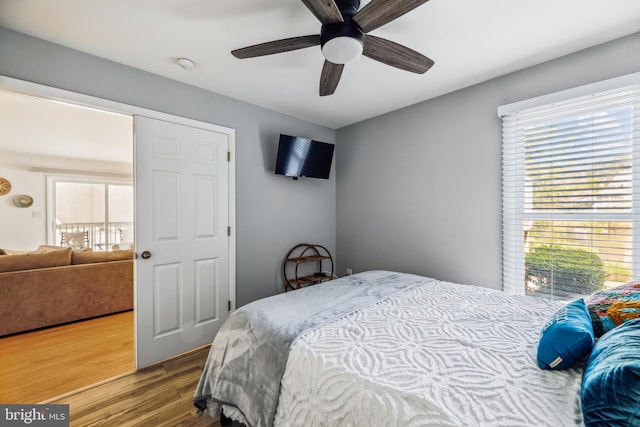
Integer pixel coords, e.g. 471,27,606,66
194,175,217,238
195,258,217,324
153,172,180,240
153,263,182,336
135,115,230,368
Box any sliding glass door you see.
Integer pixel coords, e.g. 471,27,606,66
48,176,133,251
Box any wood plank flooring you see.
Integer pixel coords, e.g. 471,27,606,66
49,347,240,427
0,311,135,404
1,311,239,426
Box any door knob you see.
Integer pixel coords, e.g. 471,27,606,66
141,251,151,259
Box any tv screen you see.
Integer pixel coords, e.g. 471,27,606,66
275,134,334,179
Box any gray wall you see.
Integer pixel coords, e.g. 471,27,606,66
0,26,336,306
336,31,640,290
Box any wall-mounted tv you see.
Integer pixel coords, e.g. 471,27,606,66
274,134,335,180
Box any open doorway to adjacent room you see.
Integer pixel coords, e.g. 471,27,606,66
0,89,135,403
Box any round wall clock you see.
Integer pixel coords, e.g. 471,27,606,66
0,177,11,195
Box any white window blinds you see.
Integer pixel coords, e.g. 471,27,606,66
501,82,640,300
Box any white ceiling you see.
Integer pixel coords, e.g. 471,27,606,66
0,90,133,163
0,0,639,129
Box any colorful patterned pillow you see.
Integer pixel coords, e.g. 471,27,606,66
585,281,640,337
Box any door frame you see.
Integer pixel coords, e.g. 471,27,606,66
0,75,237,364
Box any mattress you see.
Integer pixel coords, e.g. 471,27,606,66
273,278,584,426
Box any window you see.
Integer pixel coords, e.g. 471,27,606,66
501,77,640,300
48,176,134,251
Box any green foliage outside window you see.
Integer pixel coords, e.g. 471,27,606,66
525,245,607,297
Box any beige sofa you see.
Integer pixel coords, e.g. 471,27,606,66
0,247,134,336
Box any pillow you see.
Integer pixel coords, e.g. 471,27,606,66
112,243,134,251
581,318,640,426
536,298,594,370
71,249,134,265
586,281,640,337
0,247,72,273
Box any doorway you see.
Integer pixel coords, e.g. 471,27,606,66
0,89,136,403
0,76,236,401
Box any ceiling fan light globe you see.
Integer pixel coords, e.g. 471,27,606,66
321,36,363,64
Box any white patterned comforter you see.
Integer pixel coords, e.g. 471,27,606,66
272,279,584,427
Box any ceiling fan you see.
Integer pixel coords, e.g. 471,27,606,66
231,0,434,96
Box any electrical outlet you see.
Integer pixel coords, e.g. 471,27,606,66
346,268,353,276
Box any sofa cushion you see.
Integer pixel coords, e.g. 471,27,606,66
0,247,72,273
0,248,28,255
72,249,134,265
37,245,68,252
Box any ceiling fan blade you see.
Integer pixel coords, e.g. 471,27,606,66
319,60,344,96
363,35,434,74
232,35,321,59
301,0,344,24
353,0,429,33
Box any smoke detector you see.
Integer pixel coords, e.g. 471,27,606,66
176,57,195,70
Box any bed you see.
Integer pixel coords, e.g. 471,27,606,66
194,270,586,426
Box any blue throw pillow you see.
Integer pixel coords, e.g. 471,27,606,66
581,318,640,426
536,298,594,370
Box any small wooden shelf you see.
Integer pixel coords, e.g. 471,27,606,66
283,244,333,292
286,255,331,263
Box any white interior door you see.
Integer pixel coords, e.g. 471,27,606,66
134,115,232,368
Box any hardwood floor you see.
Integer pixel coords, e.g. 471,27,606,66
0,311,135,404
49,347,238,427
1,311,237,426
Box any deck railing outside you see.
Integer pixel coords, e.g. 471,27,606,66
55,222,134,251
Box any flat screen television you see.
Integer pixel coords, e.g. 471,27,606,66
274,134,334,180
